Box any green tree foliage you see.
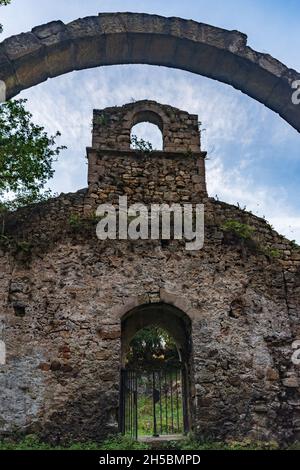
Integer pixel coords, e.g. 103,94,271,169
0,99,65,210
0,0,11,33
0,1,65,212
131,134,153,153
126,326,179,369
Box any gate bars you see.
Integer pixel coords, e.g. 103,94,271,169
120,367,186,439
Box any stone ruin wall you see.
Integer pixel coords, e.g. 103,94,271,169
0,100,299,444
85,100,206,211
91,100,201,153
0,190,299,444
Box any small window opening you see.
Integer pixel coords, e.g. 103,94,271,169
130,122,163,151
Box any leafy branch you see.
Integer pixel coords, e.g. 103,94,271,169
131,134,153,154
0,0,11,34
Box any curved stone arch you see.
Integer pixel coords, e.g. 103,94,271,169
125,100,188,151
130,111,164,150
121,302,192,362
125,101,167,150
113,290,197,323
118,290,196,365
129,105,168,131
131,110,164,131
0,13,299,132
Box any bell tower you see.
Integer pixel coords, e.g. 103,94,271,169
85,100,207,211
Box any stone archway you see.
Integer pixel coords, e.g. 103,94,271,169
120,302,195,437
0,12,299,132
128,104,165,151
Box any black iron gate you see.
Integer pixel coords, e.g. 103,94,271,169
120,367,187,439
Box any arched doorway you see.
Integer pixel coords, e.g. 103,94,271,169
120,302,194,440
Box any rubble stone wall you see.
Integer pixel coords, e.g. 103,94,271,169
0,191,299,444
0,100,299,444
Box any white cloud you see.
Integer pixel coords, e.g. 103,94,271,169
207,156,300,242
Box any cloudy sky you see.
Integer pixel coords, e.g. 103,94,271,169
1,0,300,241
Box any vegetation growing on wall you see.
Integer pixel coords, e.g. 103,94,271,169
221,219,254,240
221,218,283,259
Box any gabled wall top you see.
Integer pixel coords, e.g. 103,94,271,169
92,100,201,153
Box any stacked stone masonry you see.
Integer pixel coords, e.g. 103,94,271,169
85,101,206,212
0,101,299,445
